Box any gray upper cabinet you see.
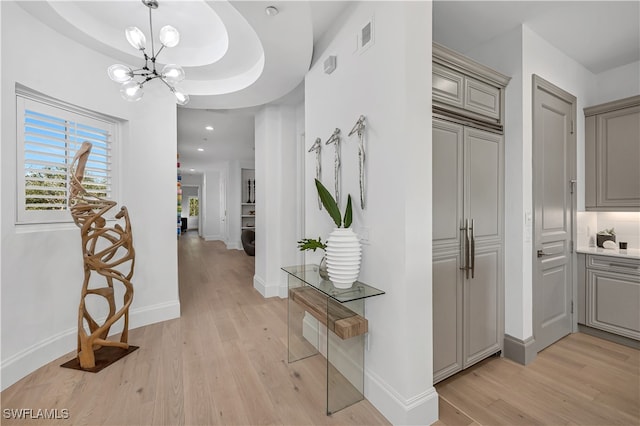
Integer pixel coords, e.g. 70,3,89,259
433,43,509,133
433,63,464,108
464,78,501,121
585,95,640,211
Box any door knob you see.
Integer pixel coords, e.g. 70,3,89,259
537,249,549,258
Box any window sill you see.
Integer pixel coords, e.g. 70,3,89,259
14,218,118,234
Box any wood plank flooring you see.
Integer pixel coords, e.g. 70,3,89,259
2,231,638,425
434,333,639,426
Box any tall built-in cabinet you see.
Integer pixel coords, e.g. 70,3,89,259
432,43,509,384
584,95,640,211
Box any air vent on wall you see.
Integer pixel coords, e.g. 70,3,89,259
357,17,374,53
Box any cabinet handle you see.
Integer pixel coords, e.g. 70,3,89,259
470,219,475,279
460,219,469,279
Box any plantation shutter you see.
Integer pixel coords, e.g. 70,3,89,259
16,95,116,224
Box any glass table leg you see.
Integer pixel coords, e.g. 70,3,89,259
288,276,319,363
326,297,365,414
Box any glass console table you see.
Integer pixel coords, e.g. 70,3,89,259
281,265,385,414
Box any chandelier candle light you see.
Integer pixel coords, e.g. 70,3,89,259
108,0,189,105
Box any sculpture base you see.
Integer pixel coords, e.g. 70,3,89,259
61,345,139,373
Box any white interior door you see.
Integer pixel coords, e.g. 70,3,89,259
532,75,576,352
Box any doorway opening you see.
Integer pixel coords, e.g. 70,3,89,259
182,185,201,235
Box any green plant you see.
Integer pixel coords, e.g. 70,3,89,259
597,228,615,236
297,237,327,252
315,179,353,228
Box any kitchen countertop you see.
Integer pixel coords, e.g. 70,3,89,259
577,246,640,260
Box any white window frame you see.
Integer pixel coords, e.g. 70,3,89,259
16,87,121,225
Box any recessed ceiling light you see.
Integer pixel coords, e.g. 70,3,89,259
265,6,279,16
190,168,195,172
205,125,214,131
197,148,204,152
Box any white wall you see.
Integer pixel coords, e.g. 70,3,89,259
254,105,299,298
295,101,306,267
0,4,3,367
305,2,436,424
593,60,640,105
1,2,180,390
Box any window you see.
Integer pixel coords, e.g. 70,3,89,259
16,88,119,224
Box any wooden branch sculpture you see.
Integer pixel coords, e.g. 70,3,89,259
68,141,135,369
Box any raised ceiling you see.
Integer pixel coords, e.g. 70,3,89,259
18,0,315,110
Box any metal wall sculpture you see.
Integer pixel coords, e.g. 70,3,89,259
325,128,342,208
348,115,367,209
67,141,136,370
308,137,323,209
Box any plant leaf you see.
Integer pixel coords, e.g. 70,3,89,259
315,179,341,227
297,237,327,252
343,194,353,228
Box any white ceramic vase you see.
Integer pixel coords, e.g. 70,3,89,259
325,227,362,289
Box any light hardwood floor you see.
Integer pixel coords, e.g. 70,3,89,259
434,333,639,426
2,232,638,425
0,232,389,425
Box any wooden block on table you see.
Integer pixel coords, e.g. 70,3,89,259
289,287,368,339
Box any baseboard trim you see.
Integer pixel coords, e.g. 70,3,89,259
253,275,287,298
578,325,640,349
299,315,437,424
1,300,180,391
225,241,242,250
503,334,536,365
365,369,439,425
253,275,266,297
203,234,223,241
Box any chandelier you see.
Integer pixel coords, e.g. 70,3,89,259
107,0,189,105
